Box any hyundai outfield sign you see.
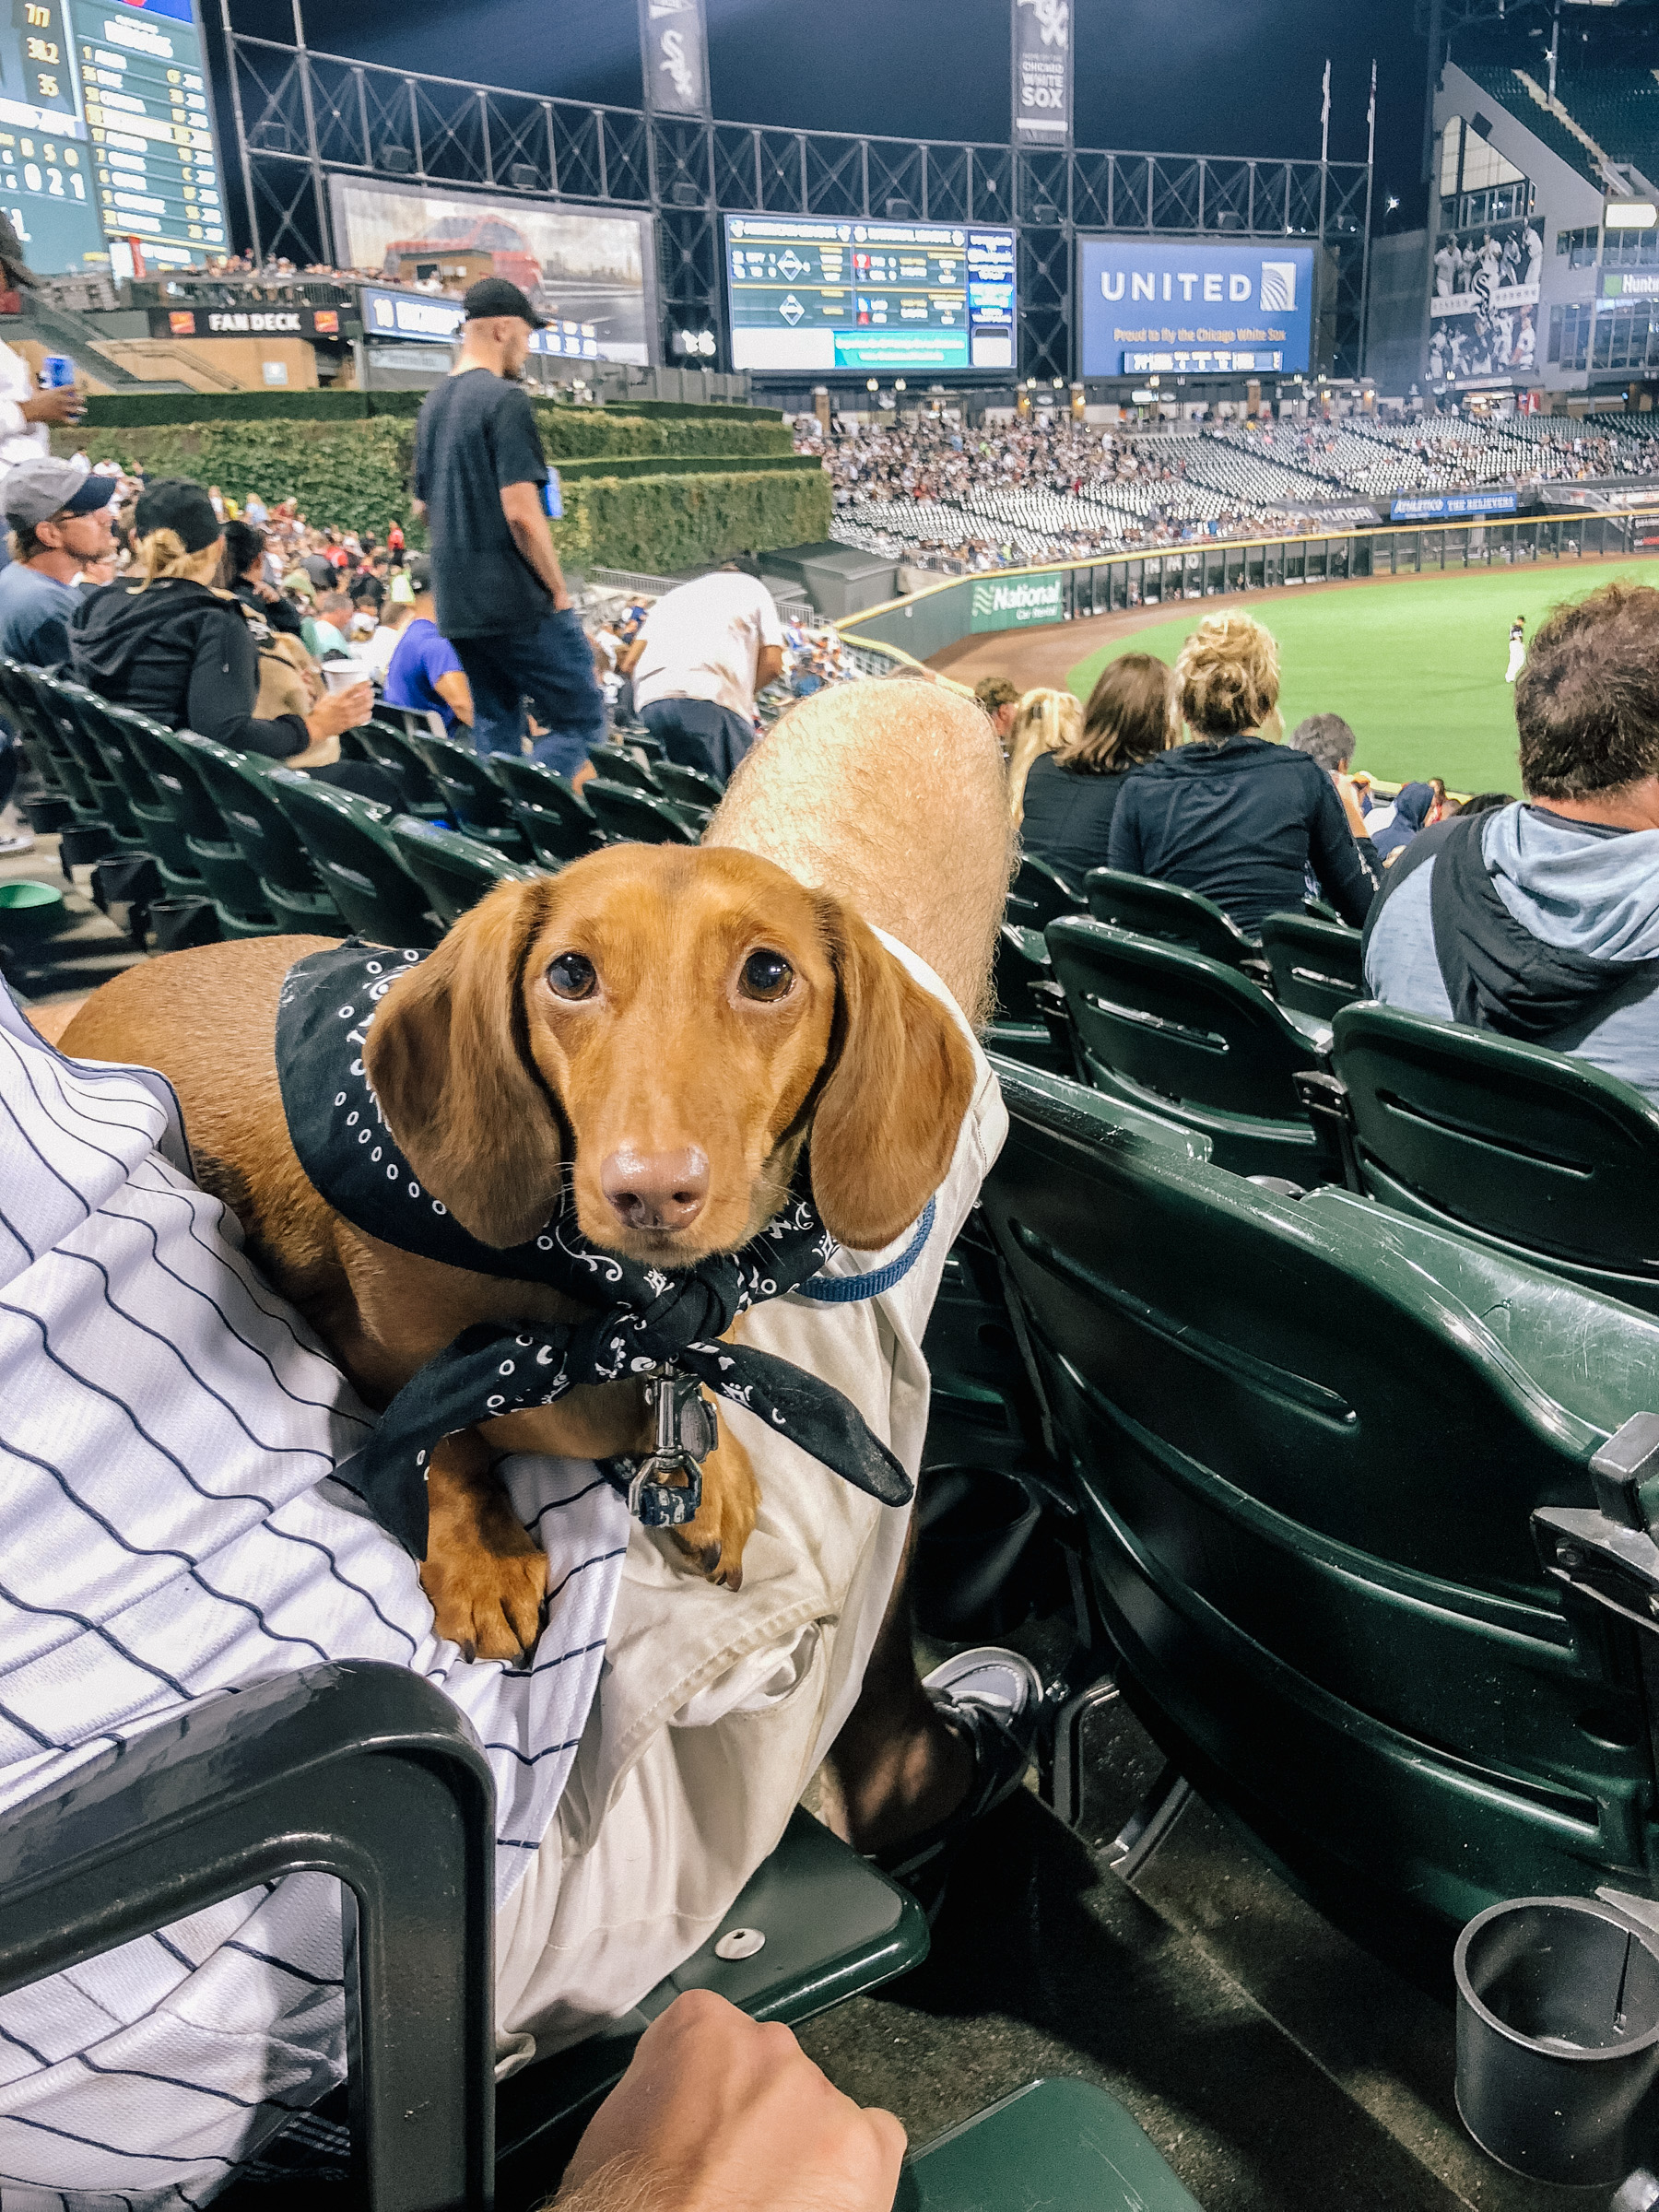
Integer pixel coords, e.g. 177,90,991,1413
1078,240,1315,378
970,572,1065,630
1389,491,1519,521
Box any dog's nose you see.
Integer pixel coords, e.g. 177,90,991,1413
600,1147,710,1232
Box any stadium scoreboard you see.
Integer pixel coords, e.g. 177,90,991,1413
0,0,224,276
724,214,1015,374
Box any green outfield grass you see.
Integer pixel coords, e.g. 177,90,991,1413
1065,557,1659,796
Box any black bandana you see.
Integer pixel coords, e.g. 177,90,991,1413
1365,812,1659,1044
275,942,915,1558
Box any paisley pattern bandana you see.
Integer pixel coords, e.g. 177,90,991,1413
275,941,917,1558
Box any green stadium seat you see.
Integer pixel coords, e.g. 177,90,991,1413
376,702,445,742
583,778,700,846
6,665,116,857
988,923,1074,1076
339,719,447,819
388,814,537,925
1257,911,1366,1021
1084,866,1261,971
72,697,209,901
981,1054,1659,1926
1331,1001,1659,1318
653,759,725,810
270,773,441,947
184,739,347,936
1045,916,1335,1182
487,756,603,867
159,729,282,935
49,680,153,857
407,730,532,855
0,660,73,831
1008,853,1082,929
587,743,662,794
0,1662,929,2212
897,2078,1200,2212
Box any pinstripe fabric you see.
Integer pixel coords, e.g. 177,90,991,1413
0,987,628,2209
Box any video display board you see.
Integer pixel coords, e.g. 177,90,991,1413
724,214,1016,373
330,177,653,363
0,0,226,275
1078,239,1315,378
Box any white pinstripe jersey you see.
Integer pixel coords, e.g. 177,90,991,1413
0,986,628,2209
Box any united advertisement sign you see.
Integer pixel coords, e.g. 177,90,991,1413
971,572,1065,631
1078,240,1315,378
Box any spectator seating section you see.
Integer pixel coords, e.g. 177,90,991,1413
0,660,74,834
389,814,536,925
408,731,532,858
1008,854,1083,931
980,1055,1659,1926
1045,916,1335,1182
988,924,1075,1077
653,759,725,812
1084,867,1262,973
1331,1001,1659,1319
1256,912,1366,1022
488,756,604,867
0,1659,935,2212
185,737,346,936
270,774,442,947
68,691,206,904
587,744,662,795
582,778,700,846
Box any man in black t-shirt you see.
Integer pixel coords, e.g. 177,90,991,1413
411,278,604,777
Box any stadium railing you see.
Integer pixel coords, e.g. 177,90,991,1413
836,509,1659,669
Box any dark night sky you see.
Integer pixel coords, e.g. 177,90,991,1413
232,0,1435,223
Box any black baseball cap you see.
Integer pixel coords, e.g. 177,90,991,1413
133,477,221,554
462,276,547,330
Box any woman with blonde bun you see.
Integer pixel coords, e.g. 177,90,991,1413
1106,610,1378,934
1006,686,1083,829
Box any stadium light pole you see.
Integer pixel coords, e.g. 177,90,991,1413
1359,60,1378,377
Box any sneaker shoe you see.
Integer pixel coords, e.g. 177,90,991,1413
873,1645,1044,1919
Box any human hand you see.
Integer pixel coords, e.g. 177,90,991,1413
551,1990,905,2212
1332,771,1369,838
20,386,83,426
306,679,373,738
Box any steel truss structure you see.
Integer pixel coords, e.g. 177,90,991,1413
220,19,1373,382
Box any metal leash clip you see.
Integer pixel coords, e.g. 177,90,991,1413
618,1364,717,1527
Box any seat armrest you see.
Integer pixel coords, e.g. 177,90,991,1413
0,1660,496,2212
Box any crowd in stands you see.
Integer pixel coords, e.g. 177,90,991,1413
795,406,1659,572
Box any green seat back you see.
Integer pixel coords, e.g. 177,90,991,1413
587,744,661,794
982,1059,1659,1924
1085,865,1258,968
653,759,724,809
160,730,277,924
1334,1000,1659,1313
76,701,206,890
408,730,526,845
583,778,699,846
487,756,601,866
1046,915,1325,1180
388,815,536,925
50,682,147,846
184,739,342,929
340,720,446,816
1258,909,1366,1020
9,665,99,818
898,2079,1200,2212
988,923,1072,1077
1008,853,1081,929
271,773,441,947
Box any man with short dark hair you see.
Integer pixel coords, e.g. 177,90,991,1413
1364,580,1659,1100
974,676,1020,750
412,276,604,776
382,550,472,732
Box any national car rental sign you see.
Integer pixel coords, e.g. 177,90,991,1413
970,573,1065,630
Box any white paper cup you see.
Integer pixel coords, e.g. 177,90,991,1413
322,660,368,695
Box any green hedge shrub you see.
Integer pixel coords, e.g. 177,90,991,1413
55,416,830,570
78,388,789,446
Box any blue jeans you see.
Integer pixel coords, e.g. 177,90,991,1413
453,606,606,780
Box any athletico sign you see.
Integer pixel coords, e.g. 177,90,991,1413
1078,240,1315,377
1389,491,1519,521
971,572,1065,630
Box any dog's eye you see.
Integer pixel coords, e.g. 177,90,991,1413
741,949,794,1001
547,951,596,1000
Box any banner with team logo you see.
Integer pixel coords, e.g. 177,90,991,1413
639,0,710,116
1013,0,1072,141
1426,216,1543,389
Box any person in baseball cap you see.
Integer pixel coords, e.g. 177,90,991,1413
462,275,547,330
0,456,116,668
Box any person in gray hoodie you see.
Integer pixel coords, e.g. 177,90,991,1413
1363,580,1659,1101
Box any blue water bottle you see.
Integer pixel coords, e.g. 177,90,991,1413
41,354,76,388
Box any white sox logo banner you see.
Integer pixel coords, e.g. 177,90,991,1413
640,0,709,117
1013,0,1072,140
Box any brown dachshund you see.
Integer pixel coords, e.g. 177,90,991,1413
59,844,976,1661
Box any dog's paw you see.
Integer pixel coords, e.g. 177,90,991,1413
421,1536,547,1663
671,1423,759,1592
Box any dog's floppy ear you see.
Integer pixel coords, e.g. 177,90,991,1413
363,878,565,1248
808,895,977,1251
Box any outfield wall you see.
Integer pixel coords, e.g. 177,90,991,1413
834,510,1659,671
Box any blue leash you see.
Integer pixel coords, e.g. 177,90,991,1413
793,1197,936,1304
